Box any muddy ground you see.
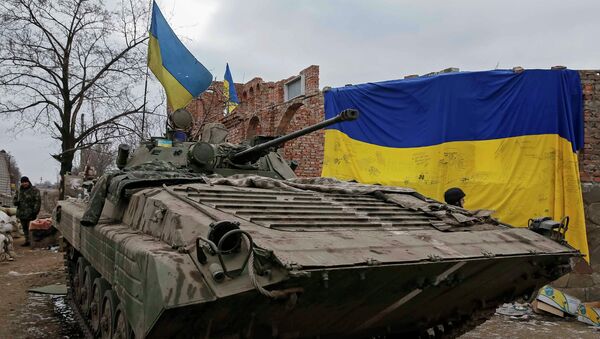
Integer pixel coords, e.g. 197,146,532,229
0,236,82,339
460,311,600,339
1,235,599,339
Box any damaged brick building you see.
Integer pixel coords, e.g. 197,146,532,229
188,67,600,186
188,65,324,177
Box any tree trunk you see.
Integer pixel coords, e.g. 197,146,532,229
58,150,75,200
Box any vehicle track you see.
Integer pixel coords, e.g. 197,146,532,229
64,244,94,339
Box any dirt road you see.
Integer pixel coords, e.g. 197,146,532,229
1,235,599,338
460,313,600,339
0,236,82,339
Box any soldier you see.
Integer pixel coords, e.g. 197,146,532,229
13,176,41,246
444,187,466,208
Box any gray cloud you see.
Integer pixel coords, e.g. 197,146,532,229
0,124,60,183
187,0,600,86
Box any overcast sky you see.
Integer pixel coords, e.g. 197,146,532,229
2,0,599,183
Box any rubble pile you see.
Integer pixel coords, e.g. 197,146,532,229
529,285,600,327
0,210,16,261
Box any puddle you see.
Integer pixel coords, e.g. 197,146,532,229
14,293,84,338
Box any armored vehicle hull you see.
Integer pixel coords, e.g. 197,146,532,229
56,177,578,338
54,110,578,337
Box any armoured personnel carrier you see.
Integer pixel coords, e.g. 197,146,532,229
54,109,579,338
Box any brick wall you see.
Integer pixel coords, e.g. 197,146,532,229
188,65,324,177
579,70,600,183
572,71,600,301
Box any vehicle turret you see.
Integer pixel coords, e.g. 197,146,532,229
124,109,359,179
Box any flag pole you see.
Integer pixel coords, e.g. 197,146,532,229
141,0,154,140
141,67,149,139
226,87,230,116
225,64,230,116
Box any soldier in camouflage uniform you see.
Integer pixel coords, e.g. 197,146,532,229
13,176,41,246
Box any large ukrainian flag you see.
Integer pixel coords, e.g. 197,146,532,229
323,69,589,259
148,1,213,110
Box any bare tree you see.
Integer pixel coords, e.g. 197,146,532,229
0,0,155,197
77,142,115,176
190,83,229,139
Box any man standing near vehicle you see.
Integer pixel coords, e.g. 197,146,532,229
13,176,40,246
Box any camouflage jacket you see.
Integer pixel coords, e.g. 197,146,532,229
13,186,41,220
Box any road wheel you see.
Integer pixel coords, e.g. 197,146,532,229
114,304,134,339
67,242,77,261
100,290,117,339
90,278,109,335
73,257,87,305
80,266,92,316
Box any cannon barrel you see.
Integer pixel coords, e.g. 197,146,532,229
230,109,359,163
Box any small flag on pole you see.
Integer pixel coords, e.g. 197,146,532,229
148,1,213,111
224,63,239,114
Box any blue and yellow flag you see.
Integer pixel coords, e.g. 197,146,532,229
148,1,213,110
323,69,589,259
224,63,239,114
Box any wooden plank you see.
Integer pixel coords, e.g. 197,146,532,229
532,300,565,317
